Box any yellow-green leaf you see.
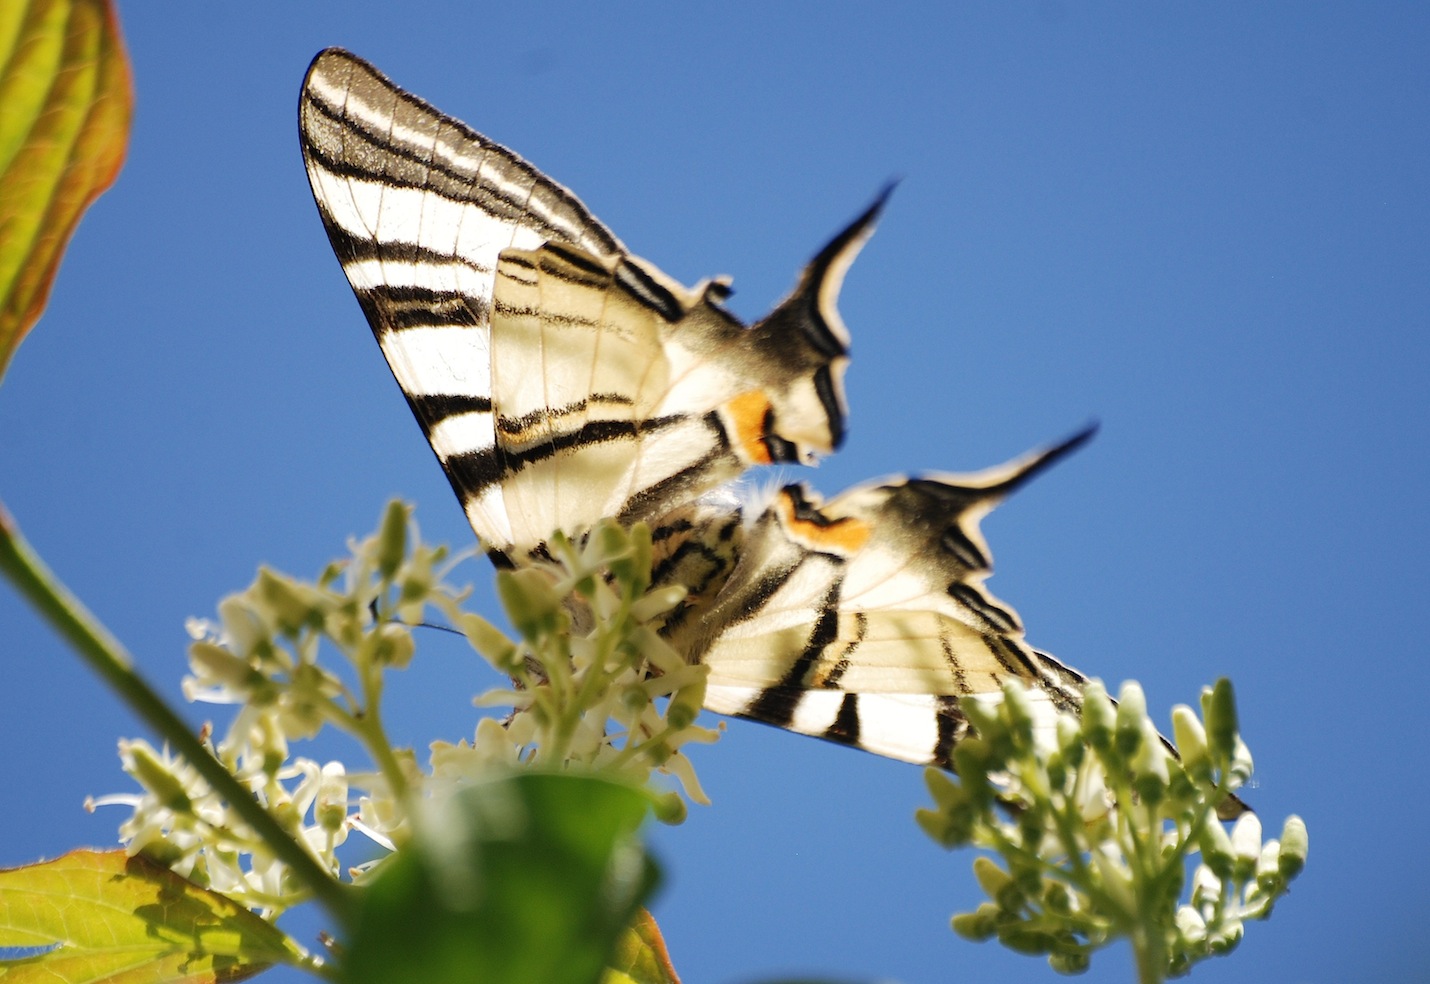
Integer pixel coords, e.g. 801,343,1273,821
0,849,306,983
602,909,682,984
0,0,132,381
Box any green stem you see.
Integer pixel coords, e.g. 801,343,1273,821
0,502,357,929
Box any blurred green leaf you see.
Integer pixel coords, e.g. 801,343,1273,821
346,772,659,984
603,909,682,984
0,849,303,983
0,0,132,381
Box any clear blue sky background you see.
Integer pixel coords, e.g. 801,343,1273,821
3,4,1427,982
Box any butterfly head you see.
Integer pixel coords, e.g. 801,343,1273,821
740,187,894,462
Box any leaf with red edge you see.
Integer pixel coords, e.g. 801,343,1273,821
603,909,682,984
0,849,307,983
0,0,132,381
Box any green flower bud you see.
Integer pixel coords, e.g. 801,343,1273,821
1176,904,1207,945
973,856,1022,911
257,568,327,635
960,696,1002,743
1256,839,1283,894
665,681,705,731
1081,680,1116,754
1045,750,1067,793
1048,949,1090,974
1202,678,1239,766
650,790,687,825
1207,917,1243,955
358,622,414,669
998,925,1057,955
316,762,349,833
1227,736,1254,790
1199,818,1236,880
1131,721,1170,808
1114,681,1148,760
951,903,1001,941
630,584,687,624
1230,812,1263,881
375,500,409,580
125,742,193,814
188,640,264,693
456,613,519,670
1000,680,1037,752
217,595,269,659
1171,703,1210,784
1191,862,1222,908
1055,714,1085,770
1278,815,1308,881
497,568,566,642
1043,880,1073,915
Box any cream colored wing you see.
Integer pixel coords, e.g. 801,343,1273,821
685,428,1096,768
299,48,884,563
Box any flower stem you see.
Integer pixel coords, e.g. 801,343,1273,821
0,500,356,929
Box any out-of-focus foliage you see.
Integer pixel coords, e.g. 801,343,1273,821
0,0,131,380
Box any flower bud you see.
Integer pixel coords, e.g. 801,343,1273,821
497,568,566,641
1131,721,1170,808
257,568,327,635
1000,680,1037,753
1170,703,1210,784
456,613,519,671
1114,681,1147,760
188,641,263,694
1278,815,1308,881
1201,678,1239,766
375,500,409,580
650,790,687,825
1207,916,1243,955
123,741,193,814
998,925,1056,955
316,762,349,833
1055,714,1085,770
1081,680,1116,754
1048,950,1090,974
1256,839,1283,893
1230,812,1262,882
1175,905,1207,944
217,596,268,659
951,903,1001,941
1191,862,1222,908
1043,880,1074,915
973,856,1020,910
1199,817,1236,880
630,585,687,624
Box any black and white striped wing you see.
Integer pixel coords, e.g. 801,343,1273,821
681,429,1097,768
299,48,881,563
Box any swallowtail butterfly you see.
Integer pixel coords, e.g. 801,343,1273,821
298,48,1102,774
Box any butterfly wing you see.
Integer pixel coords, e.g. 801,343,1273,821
682,428,1097,768
299,48,881,562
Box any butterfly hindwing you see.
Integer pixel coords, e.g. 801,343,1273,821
684,428,1096,768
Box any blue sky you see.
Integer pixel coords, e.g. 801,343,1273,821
3,3,1428,982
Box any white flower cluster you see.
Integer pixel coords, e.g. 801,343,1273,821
93,503,717,915
918,678,1307,979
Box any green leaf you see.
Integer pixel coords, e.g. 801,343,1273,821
0,849,305,983
602,909,681,984
346,772,660,984
0,0,132,381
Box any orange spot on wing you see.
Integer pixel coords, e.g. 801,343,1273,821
777,493,871,554
724,390,774,464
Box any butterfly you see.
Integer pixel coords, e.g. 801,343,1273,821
298,47,1099,773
